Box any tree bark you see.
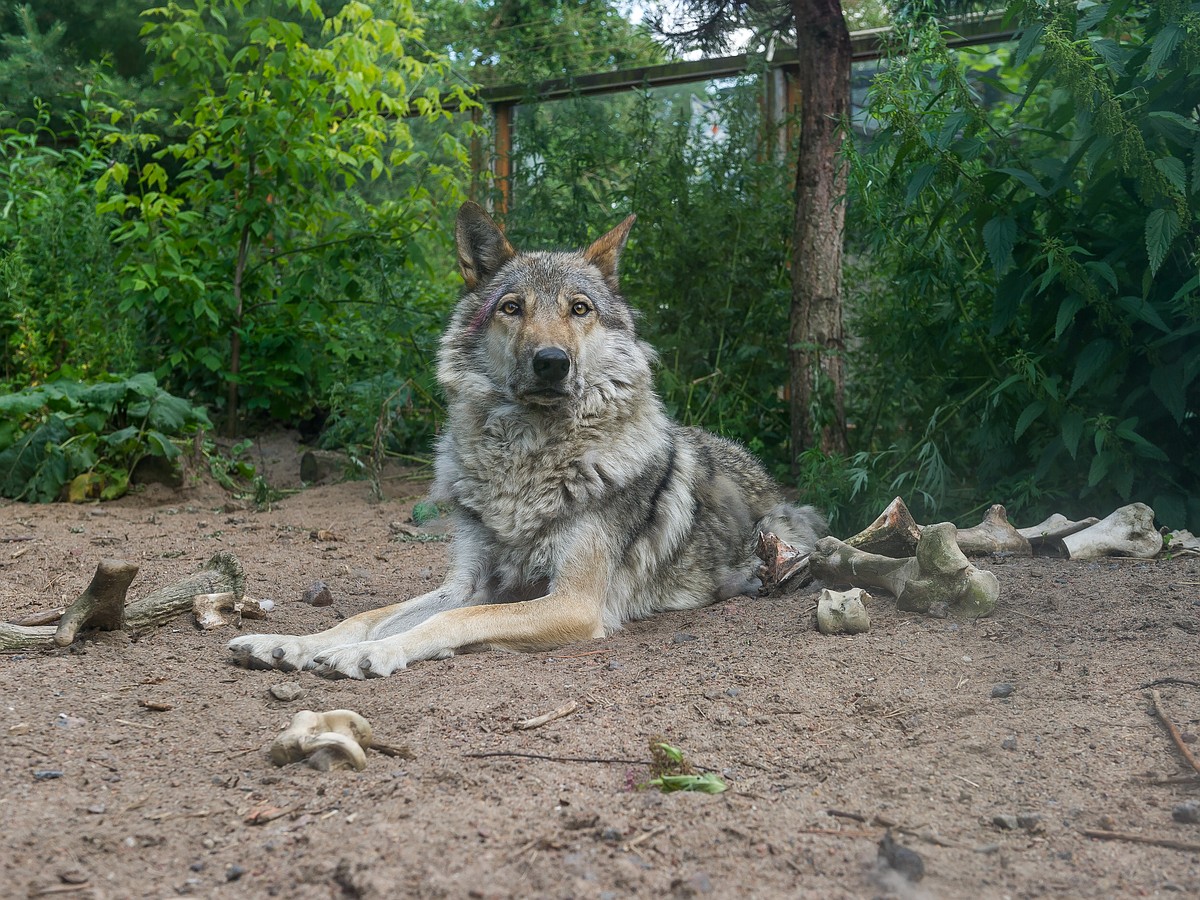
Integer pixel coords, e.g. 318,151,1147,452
789,0,850,468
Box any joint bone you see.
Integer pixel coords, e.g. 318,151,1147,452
810,523,999,618
1061,503,1161,560
270,709,374,771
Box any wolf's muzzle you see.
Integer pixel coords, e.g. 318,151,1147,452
532,347,571,384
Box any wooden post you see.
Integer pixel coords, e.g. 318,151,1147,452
492,102,514,216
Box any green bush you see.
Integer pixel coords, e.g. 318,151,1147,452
845,0,1200,530
0,373,211,502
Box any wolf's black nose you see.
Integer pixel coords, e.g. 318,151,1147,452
532,347,571,383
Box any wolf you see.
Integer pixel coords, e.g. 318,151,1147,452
228,202,825,678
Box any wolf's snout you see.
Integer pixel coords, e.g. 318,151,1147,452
532,347,571,384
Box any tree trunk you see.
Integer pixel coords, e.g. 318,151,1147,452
789,0,850,469
226,223,252,437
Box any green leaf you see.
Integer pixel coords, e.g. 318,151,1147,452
1069,339,1113,398
1060,410,1084,459
1150,365,1187,424
1054,295,1085,340
1145,208,1180,275
1087,452,1110,487
982,215,1017,274
1153,157,1187,193
996,167,1046,197
905,163,938,205
1145,24,1183,77
1014,400,1046,441
1015,22,1045,66
1147,111,1199,147
1083,260,1117,293
649,773,728,794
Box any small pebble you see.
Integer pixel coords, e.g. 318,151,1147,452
992,814,1020,830
605,661,622,671
34,770,64,781
1173,801,1200,824
301,580,333,606
269,683,304,702
225,865,245,882
991,683,1015,698
927,601,949,619
1017,813,1044,832
672,632,698,644
1001,736,1018,751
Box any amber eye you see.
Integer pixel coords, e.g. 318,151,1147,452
499,298,521,316
571,299,591,317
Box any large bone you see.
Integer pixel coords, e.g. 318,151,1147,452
1061,503,1161,559
1017,513,1100,556
0,552,246,651
270,710,374,771
953,504,1031,556
843,498,1029,558
810,523,999,618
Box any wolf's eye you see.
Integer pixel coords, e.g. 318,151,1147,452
571,300,591,317
499,298,521,316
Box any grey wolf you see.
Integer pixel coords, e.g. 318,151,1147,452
228,202,825,678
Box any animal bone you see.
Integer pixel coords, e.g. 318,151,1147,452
0,552,247,651
270,709,374,771
1061,503,1162,560
810,523,999,618
192,592,272,631
816,588,871,635
1017,513,1100,556
843,498,1028,558
953,504,1031,556
844,497,921,557
755,531,811,593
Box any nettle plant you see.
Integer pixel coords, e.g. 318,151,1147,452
94,0,475,431
0,373,211,502
845,0,1200,529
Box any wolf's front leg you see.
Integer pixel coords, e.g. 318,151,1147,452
311,540,611,679
227,583,472,672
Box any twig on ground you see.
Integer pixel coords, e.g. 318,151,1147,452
1142,678,1200,689
624,824,668,851
1150,690,1200,775
369,741,416,760
1082,829,1200,853
464,750,717,773
514,700,579,730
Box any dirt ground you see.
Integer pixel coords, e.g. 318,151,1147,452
1,431,1198,900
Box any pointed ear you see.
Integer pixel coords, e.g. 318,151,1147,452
456,201,515,290
583,214,636,291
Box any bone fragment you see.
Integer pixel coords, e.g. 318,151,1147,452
1017,513,1100,556
192,592,271,631
816,588,871,635
1061,503,1161,560
0,552,247,651
270,709,374,771
755,531,811,593
953,505,1031,557
844,497,921,558
1165,529,1200,553
810,523,999,618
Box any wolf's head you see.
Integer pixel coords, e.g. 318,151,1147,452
438,202,655,416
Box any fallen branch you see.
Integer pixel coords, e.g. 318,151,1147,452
0,552,246,652
1150,690,1200,776
1082,829,1200,853
809,523,999,618
463,750,717,773
514,700,579,730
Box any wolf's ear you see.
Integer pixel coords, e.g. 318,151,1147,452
583,214,636,291
456,202,515,290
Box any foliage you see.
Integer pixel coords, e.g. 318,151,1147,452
0,373,211,502
423,0,666,85
94,0,475,431
0,103,138,388
844,0,1200,530
646,739,728,794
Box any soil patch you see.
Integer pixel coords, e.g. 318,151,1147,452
2,432,1198,898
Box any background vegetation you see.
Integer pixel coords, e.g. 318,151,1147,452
1,0,1196,532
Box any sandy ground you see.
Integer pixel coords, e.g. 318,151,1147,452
1,432,1198,899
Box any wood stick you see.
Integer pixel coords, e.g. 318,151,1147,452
1150,690,1200,775
1082,829,1200,853
514,700,578,730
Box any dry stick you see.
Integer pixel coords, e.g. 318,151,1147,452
624,824,668,851
514,700,578,730
1142,678,1200,690
1082,829,1200,854
1150,690,1200,775
464,750,718,773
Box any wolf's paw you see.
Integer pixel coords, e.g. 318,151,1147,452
311,639,409,680
228,634,322,672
